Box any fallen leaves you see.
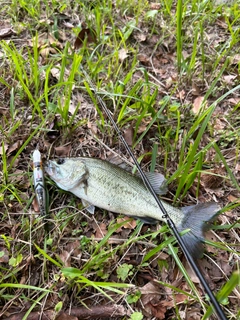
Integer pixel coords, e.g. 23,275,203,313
118,48,129,62
74,26,97,50
6,140,24,156
54,145,72,157
0,27,15,39
29,33,62,59
192,96,205,114
138,281,188,319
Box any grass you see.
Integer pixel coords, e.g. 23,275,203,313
0,0,240,319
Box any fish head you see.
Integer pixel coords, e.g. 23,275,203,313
45,158,87,191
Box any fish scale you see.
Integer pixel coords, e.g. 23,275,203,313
45,157,220,259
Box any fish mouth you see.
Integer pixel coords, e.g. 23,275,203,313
44,160,56,176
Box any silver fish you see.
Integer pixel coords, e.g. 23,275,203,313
45,157,220,258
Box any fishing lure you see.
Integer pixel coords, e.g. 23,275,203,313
33,149,47,216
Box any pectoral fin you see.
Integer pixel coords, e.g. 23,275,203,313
81,199,95,214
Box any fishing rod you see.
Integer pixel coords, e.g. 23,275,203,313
81,67,228,320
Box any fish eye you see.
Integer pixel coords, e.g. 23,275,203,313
57,158,65,165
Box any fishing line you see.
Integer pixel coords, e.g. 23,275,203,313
81,67,227,320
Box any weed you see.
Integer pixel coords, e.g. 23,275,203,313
0,0,239,318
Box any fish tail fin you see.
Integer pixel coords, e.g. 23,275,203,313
177,202,220,259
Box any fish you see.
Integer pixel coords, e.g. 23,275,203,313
45,157,220,259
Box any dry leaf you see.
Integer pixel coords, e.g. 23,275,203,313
134,32,147,42
137,53,150,65
87,121,98,135
29,33,62,58
116,217,137,231
140,282,167,319
214,118,226,131
184,261,200,284
32,197,40,213
74,28,96,50
54,145,71,157
165,77,174,89
0,27,14,39
118,48,128,62
123,127,133,146
150,3,161,10
192,83,200,96
51,64,70,80
177,90,185,100
228,195,240,203
230,54,240,65
0,143,8,155
59,250,72,267
228,97,240,105
192,96,204,114
39,47,51,58
7,140,23,155
50,66,61,79
223,74,237,84
68,100,78,115
95,222,107,238
63,21,75,28
201,168,224,189
0,247,9,263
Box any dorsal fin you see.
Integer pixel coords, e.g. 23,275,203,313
143,172,168,195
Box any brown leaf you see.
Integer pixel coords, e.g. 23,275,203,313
228,97,240,105
174,293,189,304
95,222,107,238
7,140,23,155
192,83,201,96
230,54,240,65
87,121,98,135
192,96,204,114
228,194,240,203
150,3,161,10
140,282,164,318
30,33,62,49
177,89,185,100
134,32,147,42
0,27,14,39
0,247,9,263
201,168,224,189
74,28,96,50
66,240,81,258
223,74,237,84
184,261,200,283
32,197,40,213
69,100,78,115
116,217,137,232
123,127,133,146
150,302,167,319
0,143,8,155
137,53,150,66
59,250,72,267
54,145,71,157
118,48,128,62
205,231,219,254
50,66,61,79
